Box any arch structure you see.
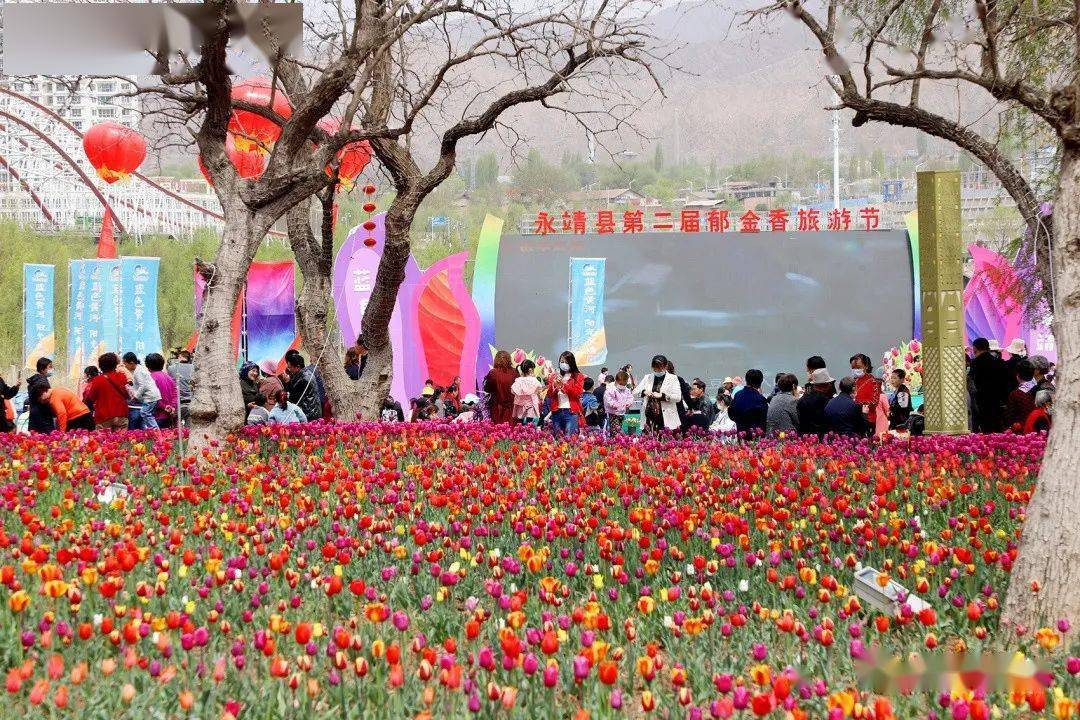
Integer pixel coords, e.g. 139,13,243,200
0,86,226,239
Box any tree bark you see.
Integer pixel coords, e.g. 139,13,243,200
286,200,360,421
188,205,268,452
354,200,417,419
1001,143,1080,629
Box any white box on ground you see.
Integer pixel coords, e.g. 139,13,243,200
853,565,931,616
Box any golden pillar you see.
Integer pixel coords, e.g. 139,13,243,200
917,170,969,434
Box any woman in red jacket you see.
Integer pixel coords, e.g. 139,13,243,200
547,351,585,437
849,353,881,436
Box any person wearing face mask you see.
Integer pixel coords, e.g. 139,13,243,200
546,351,585,436
1023,389,1053,433
633,354,683,432
709,391,737,435
848,353,881,436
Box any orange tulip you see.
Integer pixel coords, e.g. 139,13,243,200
46,654,64,680
179,690,195,711
121,683,136,704
29,679,49,706
9,590,29,613
53,685,69,709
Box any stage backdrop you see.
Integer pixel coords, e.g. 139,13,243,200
22,264,55,369
490,230,915,387
245,262,296,366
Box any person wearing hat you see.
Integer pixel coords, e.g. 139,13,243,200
969,337,1011,432
1004,338,1028,378
453,394,481,423
804,356,835,399
1030,355,1055,393
257,359,285,402
797,368,835,438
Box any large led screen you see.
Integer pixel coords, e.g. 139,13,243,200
492,230,915,388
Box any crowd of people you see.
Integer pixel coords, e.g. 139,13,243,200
1,351,185,433
0,335,1055,439
461,338,1055,439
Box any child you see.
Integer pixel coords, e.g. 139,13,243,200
581,377,602,427
603,370,633,434
511,360,543,424
887,368,913,430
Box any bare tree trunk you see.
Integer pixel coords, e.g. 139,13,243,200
287,200,359,421
354,201,415,419
188,206,267,451
1001,144,1080,629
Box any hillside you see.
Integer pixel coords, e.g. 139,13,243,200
452,0,993,172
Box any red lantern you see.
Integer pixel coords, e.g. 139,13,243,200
82,122,146,183
198,133,267,185
229,77,292,153
316,118,372,191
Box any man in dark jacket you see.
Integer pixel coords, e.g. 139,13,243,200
824,376,866,436
729,369,769,436
798,369,835,438
683,378,717,431
283,354,323,421
25,357,55,433
969,337,1011,432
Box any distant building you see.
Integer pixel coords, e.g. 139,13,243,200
881,169,1016,228
5,76,139,132
681,190,723,209
0,79,222,237
565,187,649,207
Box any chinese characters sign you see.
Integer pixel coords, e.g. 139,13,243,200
534,207,883,235
119,257,163,357
568,258,607,366
65,258,161,376
22,264,55,370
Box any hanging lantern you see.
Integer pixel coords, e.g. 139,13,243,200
198,133,268,185
82,122,146,184
229,77,292,153
317,118,371,191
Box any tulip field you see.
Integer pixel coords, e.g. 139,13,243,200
1,424,1077,719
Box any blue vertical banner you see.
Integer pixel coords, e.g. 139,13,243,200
567,257,608,366
120,257,162,356
22,264,55,369
67,260,90,377
83,260,112,363
100,259,122,353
